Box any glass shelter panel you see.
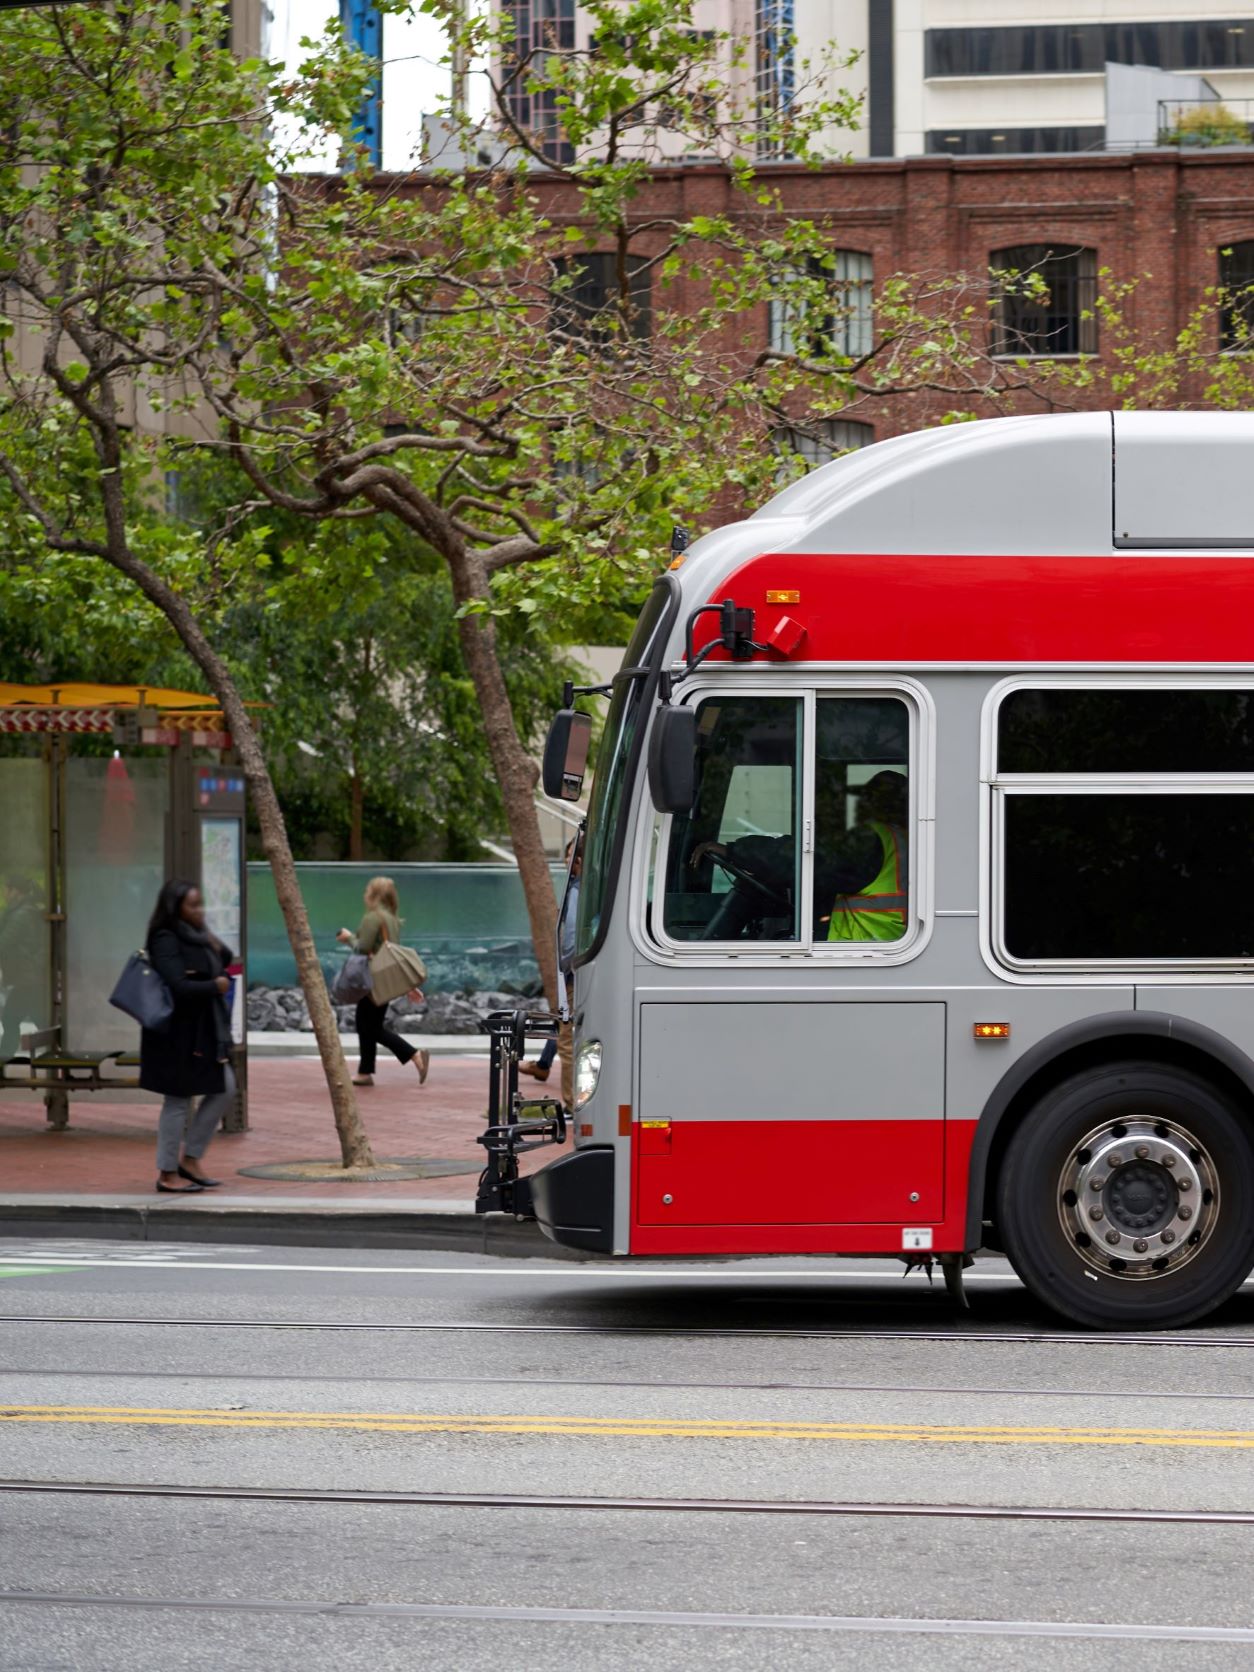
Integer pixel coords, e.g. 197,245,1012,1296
65,755,169,1052
0,758,50,1051
662,696,802,943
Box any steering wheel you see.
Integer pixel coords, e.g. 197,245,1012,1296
707,846,789,905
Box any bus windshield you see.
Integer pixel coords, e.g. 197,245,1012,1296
575,578,677,961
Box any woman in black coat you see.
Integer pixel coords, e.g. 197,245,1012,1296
141,879,235,1194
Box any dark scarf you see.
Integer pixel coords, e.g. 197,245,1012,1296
173,920,230,1056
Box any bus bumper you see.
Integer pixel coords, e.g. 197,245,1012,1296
531,1147,615,1253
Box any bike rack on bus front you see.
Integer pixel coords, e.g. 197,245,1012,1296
475,1008,568,1218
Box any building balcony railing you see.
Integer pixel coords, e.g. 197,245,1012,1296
1157,98,1254,148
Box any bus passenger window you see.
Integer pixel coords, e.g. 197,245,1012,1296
661,696,801,942
814,697,910,944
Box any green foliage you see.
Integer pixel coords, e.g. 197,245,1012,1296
1160,103,1251,148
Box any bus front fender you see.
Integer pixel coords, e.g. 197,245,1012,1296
965,1010,1254,1251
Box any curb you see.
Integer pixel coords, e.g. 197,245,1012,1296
0,1198,589,1259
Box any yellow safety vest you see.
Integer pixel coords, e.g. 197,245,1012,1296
826,820,908,943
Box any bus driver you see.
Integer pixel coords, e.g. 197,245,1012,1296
688,766,908,943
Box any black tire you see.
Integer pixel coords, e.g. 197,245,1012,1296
997,1060,1254,1330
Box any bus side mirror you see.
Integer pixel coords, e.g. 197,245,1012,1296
542,709,593,802
648,706,696,814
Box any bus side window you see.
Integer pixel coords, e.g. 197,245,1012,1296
661,696,801,944
814,697,911,945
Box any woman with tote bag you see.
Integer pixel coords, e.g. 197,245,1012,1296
140,879,235,1193
336,876,430,1088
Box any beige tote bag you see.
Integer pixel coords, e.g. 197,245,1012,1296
369,921,428,1006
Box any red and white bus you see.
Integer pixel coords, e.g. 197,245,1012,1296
480,410,1254,1330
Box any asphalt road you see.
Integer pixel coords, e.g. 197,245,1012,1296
2,1241,1254,1670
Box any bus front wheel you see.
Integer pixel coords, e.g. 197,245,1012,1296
997,1061,1254,1330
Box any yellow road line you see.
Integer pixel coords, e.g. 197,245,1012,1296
4,1404,1254,1448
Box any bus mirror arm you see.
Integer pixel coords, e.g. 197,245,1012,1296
673,599,766,690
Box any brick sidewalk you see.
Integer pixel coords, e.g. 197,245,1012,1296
0,1055,549,1201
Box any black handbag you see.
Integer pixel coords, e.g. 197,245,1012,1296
330,951,372,1006
109,948,175,1034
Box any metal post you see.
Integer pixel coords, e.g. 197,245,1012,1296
44,734,68,1130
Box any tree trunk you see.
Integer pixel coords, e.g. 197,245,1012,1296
452,568,559,1013
92,538,376,1168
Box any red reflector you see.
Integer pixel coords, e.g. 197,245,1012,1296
974,1022,1011,1040
765,615,807,657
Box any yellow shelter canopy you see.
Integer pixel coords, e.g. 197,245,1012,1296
0,683,221,712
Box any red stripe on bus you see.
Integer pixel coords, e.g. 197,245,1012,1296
701,554,1254,664
629,1118,977,1256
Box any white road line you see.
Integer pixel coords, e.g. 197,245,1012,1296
0,1254,1026,1280
1,1590,1253,1641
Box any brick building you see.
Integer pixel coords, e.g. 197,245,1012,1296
477,145,1254,454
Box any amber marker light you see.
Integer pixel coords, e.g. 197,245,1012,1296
974,1022,1011,1040
765,589,801,604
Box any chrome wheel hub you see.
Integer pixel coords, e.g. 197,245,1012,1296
1058,1117,1220,1280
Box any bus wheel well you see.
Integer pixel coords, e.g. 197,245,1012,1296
979,1034,1254,1249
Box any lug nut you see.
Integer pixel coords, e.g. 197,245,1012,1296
1090,1178,1104,1192
1162,1230,1176,1245
1108,1153,1123,1167
1179,1206,1192,1221
1163,1155,1177,1168
1089,1206,1104,1221
1133,1239,1148,1253
1179,1178,1192,1191
1105,1230,1121,1245
1136,1145,1149,1159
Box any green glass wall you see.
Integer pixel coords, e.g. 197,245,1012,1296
247,862,563,994
0,758,50,1052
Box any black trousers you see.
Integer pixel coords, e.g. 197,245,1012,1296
355,996,416,1075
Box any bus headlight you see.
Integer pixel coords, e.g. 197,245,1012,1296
574,1040,602,1110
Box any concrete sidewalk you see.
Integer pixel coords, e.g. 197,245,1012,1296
0,1052,561,1252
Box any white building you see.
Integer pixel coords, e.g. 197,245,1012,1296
493,0,1254,156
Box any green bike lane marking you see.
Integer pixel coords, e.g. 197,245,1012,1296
0,1266,88,1279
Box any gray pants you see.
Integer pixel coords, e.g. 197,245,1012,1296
156,1065,235,1174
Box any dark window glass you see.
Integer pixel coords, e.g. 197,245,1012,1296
1003,793,1254,960
499,0,577,162
927,20,1254,77
999,689,1254,774
992,244,1097,356
551,252,652,343
576,582,675,959
928,127,1103,154
662,697,802,943
814,697,910,943
1221,241,1254,351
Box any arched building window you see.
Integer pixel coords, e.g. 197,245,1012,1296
992,244,1097,356
1220,241,1254,350
772,418,874,473
769,251,874,361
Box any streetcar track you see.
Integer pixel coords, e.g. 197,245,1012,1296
2,1585,1254,1644
2,1313,1253,1347
4,1476,1254,1528
4,1366,1254,1402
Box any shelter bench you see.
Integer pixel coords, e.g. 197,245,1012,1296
0,1026,140,1129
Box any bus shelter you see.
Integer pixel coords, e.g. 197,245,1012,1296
0,683,248,1129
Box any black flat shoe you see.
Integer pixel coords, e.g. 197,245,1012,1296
178,1165,221,1188
157,1179,203,1194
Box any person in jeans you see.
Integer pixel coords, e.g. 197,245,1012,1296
140,879,235,1194
337,875,430,1088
